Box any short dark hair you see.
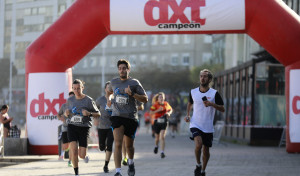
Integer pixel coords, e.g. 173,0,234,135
73,79,85,87
1,104,9,111
69,91,75,96
117,59,131,69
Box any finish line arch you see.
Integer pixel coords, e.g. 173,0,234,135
25,0,300,154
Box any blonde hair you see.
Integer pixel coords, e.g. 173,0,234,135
152,92,165,104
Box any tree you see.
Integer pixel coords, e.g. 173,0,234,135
0,58,18,90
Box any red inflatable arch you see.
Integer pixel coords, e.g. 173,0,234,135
25,0,300,154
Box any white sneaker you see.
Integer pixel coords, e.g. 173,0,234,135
58,156,64,161
84,155,89,163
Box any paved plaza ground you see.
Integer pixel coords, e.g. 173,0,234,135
1,126,300,176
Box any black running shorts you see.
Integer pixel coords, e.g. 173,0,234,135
98,128,114,152
67,124,90,148
110,116,138,139
190,128,213,147
153,120,168,134
62,131,69,144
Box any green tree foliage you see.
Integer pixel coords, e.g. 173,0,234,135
0,58,18,90
190,63,224,85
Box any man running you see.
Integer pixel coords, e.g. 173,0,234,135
65,79,100,176
95,81,114,173
58,91,75,167
184,69,225,176
110,59,148,176
150,92,172,159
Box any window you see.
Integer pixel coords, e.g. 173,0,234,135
129,55,137,67
121,36,127,47
182,53,190,65
183,34,191,44
131,37,137,47
203,35,212,43
172,35,179,44
171,54,179,65
151,35,157,45
38,7,46,15
24,8,31,15
32,8,38,15
140,54,147,64
90,56,97,67
202,52,212,63
161,35,168,45
112,36,117,47
141,36,147,46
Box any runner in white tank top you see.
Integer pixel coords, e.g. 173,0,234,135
184,69,225,176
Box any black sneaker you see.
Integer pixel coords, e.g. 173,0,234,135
194,165,202,176
128,163,135,176
103,165,109,173
114,172,122,176
200,171,206,176
154,147,158,154
161,152,165,158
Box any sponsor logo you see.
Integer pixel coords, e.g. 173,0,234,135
30,92,66,120
144,0,206,29
292,95,300,115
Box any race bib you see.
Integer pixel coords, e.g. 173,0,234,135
157,118,165,123
70,115,83,123
116,95,129,105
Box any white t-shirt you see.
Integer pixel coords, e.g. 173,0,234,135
189,87,217,133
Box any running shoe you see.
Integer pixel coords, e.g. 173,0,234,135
153,147,158,154
103,165,109,173
84,155,89,163
194,165,202,176
122,157,128,166
114,172,122,176
200,171,206,176
68,160,73,167
161,152,165,158
128,163,135,176
58,156,64,161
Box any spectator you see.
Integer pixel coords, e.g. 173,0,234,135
0,105,14,138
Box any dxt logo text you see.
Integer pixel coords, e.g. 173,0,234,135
144,0,206,26
30,93,66,117
292,95,300,115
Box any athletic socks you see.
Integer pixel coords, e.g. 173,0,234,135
127,159,134,165
105,160,109,166
74,167,79,175
116,168,121,173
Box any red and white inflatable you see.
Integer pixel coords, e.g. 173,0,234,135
25,0,300,154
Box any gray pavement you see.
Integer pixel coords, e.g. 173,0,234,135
1,128,300,176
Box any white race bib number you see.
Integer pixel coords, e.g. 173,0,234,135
70,115,83,123
157,118,165,123
116,95,129,105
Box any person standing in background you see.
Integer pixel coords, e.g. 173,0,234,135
0,105,14,138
